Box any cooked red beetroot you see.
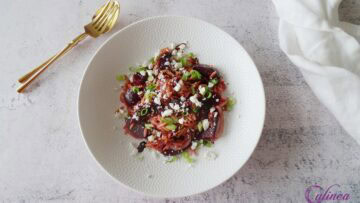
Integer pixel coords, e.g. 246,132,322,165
193,64,218,78
198,96,218,120
124,89,140,106
123,119,146,139
199,107,224,141
132,73,147,85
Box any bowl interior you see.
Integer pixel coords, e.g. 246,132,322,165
78,16,265,197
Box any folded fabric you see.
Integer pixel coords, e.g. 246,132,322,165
272,0,360,144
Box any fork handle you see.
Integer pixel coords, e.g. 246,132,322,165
17,33,88,93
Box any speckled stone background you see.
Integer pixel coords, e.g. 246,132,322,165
1,0,360,202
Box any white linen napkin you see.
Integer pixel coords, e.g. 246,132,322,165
272,0,360,144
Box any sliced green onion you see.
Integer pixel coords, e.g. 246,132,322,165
145,123,153,129
129,66,146,72
203,140,213,147
192,107,199,113
180,57,187,67
182,72,191,81
188,52,195,58
181,151,194,163
166,156,178,163
165,124,177,131
160,117,175,124
191,86,196,95
210,78,219,85
146,83,156,91
226,97,236,111
190,70,202,80
131,86,140,93
197,122,203,132
116,74,126,81
144,92,155,101
140,108,148,116
206,92,212,99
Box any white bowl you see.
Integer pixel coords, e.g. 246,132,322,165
78,16,265,198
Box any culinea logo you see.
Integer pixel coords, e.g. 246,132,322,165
305,184,350,203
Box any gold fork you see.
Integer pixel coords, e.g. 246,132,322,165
17,0,120,93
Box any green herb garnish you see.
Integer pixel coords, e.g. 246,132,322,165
206,92,212,99
226,97,236,111
190,70,202,80
181,151,194,163
116,74,126,81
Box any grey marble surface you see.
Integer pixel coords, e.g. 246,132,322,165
1,0,360,202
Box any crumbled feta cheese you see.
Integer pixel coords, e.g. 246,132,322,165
205,151,218,160
159,73,164,80
154,96,161,105
172,49,177,56
191,141,198,150
208,82,214,88
153,68,158,76
172,103,180,111
161,109,173,117
129,75,134,82
190,94,202,107
162,94,168,99
140,71,146,76
132,114,139,121
137,91,143,95
180,96,186,101
148,63,153,69
202,119,209,131
164,61,170,66
179,44,186,50
199,86,206,95
156,131,161,137
214,112,218,118
147,135,155,141
174,62,182,69
178,117,185,124
210,107,216,113
216,99,219,102
174,82,181,92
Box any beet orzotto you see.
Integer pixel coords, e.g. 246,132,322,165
115,43,235,162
